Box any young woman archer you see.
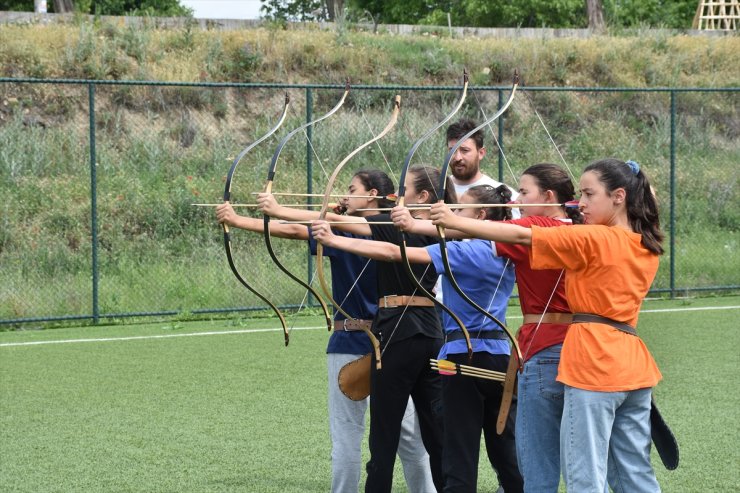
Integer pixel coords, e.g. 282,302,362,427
427,158,664,492
259,165,450,492
393,162,582,492
217,169,436,493
311,183,525,493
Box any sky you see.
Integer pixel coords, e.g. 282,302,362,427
180,0,262,20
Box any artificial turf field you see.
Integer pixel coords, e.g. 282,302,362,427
1,295,738,492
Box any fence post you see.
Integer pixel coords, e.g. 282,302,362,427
305,87,314,306
497,89,505,182
669,90,677,299
88,83,99,323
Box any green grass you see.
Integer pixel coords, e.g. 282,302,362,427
1,296,739,492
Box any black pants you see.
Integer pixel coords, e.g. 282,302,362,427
365,334,444,493
441,352,523,493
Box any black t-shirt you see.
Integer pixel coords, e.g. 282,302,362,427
366,214,443,344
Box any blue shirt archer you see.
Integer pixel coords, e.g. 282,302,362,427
426,239,516,359
309,232,376,355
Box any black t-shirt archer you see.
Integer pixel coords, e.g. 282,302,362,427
366,214,443,345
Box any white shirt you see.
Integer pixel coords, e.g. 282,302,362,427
452,174,521,219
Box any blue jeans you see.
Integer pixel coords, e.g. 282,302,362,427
561,386,660,493
516,344,564,492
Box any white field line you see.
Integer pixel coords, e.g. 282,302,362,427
1,305,738,348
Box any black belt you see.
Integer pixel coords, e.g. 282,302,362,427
573,313,637,336
446,330,508,342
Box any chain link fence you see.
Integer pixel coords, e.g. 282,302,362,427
0,79,738,326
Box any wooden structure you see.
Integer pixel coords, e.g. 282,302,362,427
693,0,740,30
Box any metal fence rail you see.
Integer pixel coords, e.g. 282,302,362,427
0,78,738,325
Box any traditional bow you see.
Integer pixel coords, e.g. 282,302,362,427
465,74,572,433
394,70,473,357
436,72,523,367
223,94,291,345
263,83,351,334
315,95,402,369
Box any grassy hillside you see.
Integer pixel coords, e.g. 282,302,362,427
0,21,739,87
0,20,738,323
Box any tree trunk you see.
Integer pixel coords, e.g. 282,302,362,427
325,0,345,21
53,0,74,13
585,0,606,32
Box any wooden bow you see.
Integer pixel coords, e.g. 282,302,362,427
437,72,523,368
315,95,402,369
393,70,473,357
263,83,351,334
222,94,291,345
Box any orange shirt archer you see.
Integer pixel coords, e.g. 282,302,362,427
530,224,662,392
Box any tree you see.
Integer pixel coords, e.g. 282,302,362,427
0,0,193,16
585,0,605,30
87,1,192,16
260,0,326,21
53,0,74,12
325,0,345,20
347,0,698,29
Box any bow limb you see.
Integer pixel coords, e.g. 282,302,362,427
264,82,351,333
443,73,522,433
223,94,291,345
394,70,471,356
437,72,522,366
315,95,402,369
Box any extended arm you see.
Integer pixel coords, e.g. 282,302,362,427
390,206,470,239
430,202,532,245
257,193,372,236
216,202,308,240
311,221,432,264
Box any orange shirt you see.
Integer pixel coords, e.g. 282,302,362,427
530,225,662,392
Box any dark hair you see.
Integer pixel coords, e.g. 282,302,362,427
353,169,395,209
465,184,512,221
583,158,664,255
522,163,583,224
446,118,483,149
407,166,456,204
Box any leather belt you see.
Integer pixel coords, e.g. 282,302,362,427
378,295,435,308
522,312,573,325
573,313,637,336
333,319,373,332
446,330,508,342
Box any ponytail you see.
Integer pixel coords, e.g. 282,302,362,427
583,158,664,255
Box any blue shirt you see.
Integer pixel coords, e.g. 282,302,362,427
309,233,376,355
426,239,516,359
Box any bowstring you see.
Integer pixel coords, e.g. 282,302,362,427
470,86,519,186
515,89,575,361
522,269,565,361
332,103,401,315
274,98,340,331
520,89,576,182
379,264,429,359
474,82,575,362
361,108,399,189
368,102,435,357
